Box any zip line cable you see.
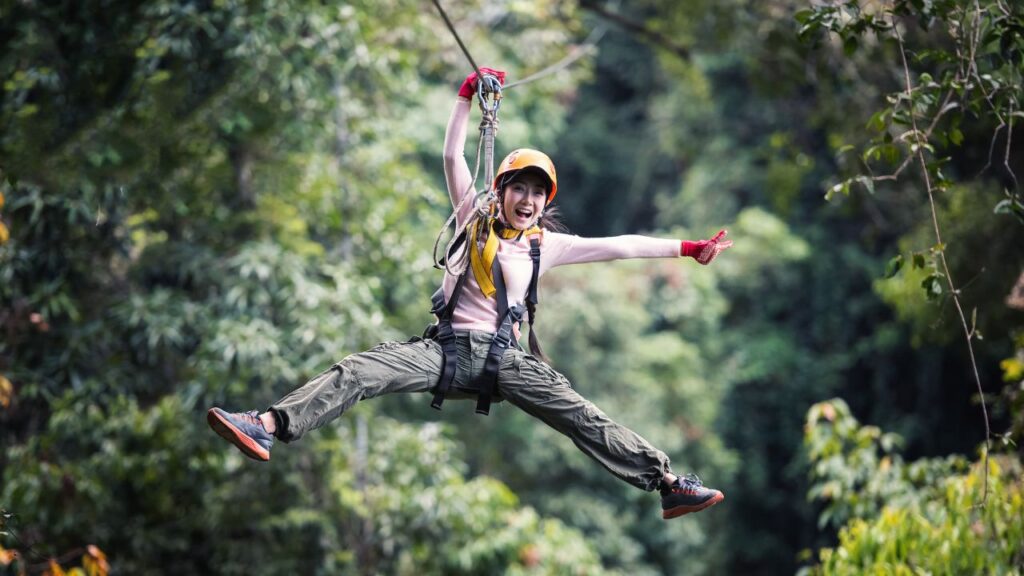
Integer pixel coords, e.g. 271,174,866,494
430,0,608,91
431,0,483,82
503,23,608,90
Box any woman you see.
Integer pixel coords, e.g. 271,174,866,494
208,68,732,519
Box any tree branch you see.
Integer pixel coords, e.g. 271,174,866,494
577,0,691,61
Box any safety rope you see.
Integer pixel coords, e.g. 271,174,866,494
429,1,502,275
432,108,503,276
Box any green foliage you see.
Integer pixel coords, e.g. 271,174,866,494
805,398,970,530
1,395,606,574
805,399,1024,575
874,183,1024,346
2,0,1023,573
801,0,1024,282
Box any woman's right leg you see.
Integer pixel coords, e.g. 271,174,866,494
208,338,443,458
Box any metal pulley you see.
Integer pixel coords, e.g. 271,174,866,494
477,73,502,197
476,73,503,115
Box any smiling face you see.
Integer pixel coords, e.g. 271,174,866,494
501,170,550,230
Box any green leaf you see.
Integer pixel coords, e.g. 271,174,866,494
147,70,172,84
825,181,850,201
884,254,904,278
866,110,887,132
912,253,926,269
14,104,38,118
994,197,1024,224
949,128,963,146
835,144,856,157
843,35,859,56
921,273,944,301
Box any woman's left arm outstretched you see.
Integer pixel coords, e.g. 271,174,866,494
543,230,733,270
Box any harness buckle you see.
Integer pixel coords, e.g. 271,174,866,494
508,304,525,323
491,331,511,350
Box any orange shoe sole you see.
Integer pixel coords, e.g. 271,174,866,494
207,408,271,462
663,491,724,519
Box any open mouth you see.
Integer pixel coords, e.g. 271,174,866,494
514,208,533,219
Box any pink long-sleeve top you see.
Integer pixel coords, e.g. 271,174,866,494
442,98,681,332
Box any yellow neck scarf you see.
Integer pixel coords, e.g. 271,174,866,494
469,217,542,298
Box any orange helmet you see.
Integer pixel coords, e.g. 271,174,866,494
493,148,558,203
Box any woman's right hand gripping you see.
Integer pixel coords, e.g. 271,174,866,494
457,67,506,100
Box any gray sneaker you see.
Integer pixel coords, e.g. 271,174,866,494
660,473,724,519
207,408,274,461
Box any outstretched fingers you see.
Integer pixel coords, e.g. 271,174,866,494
696,230,734,265
711,229,733,250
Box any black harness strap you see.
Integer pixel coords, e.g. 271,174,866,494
429,272,467,410
491,255,518,348
476,303,523,415
475,257,518,415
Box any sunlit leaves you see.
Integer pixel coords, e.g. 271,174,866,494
805,399,970,530
83,545,110,576
812,455,1024,575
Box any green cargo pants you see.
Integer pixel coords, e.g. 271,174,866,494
270,330,672,491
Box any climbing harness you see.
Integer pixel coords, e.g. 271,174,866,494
426,223,543,416
423,70,528,416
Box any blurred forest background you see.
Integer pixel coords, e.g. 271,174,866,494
1,0,1023,574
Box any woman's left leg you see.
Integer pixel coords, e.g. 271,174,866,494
496,349,671,492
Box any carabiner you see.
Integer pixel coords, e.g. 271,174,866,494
476,72,503,115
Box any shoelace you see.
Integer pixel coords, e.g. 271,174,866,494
240,410,261,425
679,473,704,489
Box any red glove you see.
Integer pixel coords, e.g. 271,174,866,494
681,229,733,265
458,67,506,99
